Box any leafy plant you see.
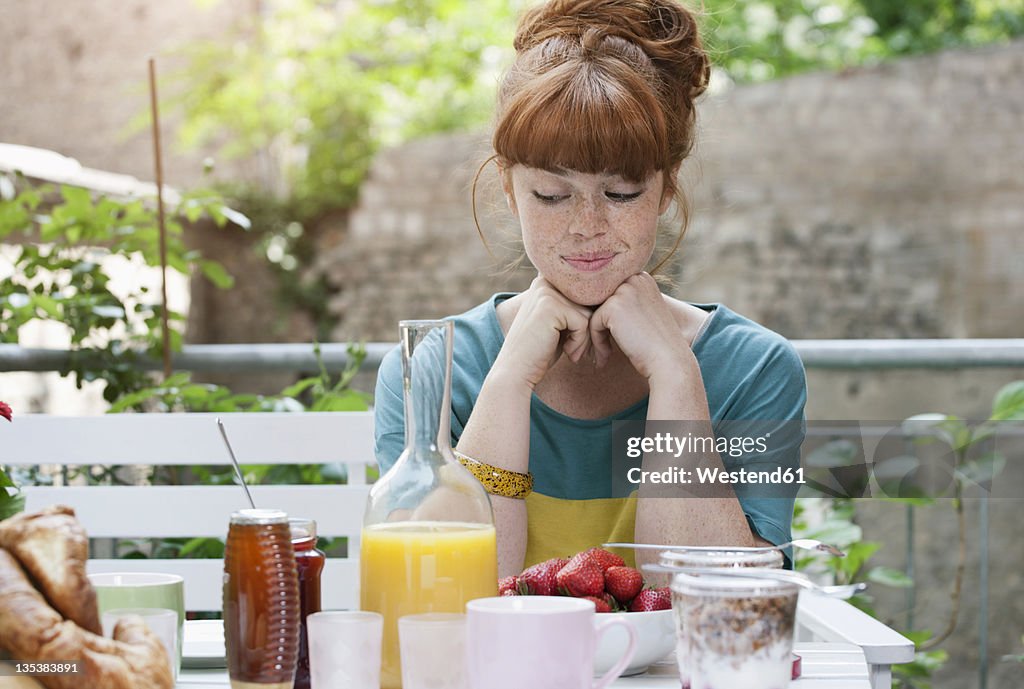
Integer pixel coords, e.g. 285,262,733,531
169,0,523,220
795,379,1024,688
705,0,1024,83
0,400,25,521
107,342,369,413
793,496,945,689
0,174,241,401
897,380,1024,653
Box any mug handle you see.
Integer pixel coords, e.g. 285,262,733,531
592,617,637,689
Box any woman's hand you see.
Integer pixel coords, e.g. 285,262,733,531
494,276,594,389
589,273,690,379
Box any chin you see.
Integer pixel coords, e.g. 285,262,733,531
551,280,617,308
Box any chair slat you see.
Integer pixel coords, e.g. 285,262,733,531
3,412,375,465
23,485,370,538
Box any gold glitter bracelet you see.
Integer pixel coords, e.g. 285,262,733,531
454,450,533,499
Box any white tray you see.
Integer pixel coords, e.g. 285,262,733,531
182,619,226,669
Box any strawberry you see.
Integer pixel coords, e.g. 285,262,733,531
628,586,671,612
602,592,620,612
583,595,613,613
498,576,519,596
518,557,568,596
556,560,605,598
604,566,643,605
569,547,625,573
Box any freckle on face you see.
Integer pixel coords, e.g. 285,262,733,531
511,167,664,306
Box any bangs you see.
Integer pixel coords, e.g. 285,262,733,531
494,62,669,183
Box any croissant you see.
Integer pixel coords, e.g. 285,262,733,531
0,513,173,689
0,506,100,635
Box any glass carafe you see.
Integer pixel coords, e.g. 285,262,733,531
360,320,497,689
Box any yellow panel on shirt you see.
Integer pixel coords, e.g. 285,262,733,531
524,492,638,568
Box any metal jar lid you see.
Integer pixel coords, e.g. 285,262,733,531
230,508,288,525
288,517,317,540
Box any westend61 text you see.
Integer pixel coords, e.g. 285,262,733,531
627,466,806,486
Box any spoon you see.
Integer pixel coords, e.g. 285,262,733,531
641,564,867,600
217,417,257,509
603,538,846,558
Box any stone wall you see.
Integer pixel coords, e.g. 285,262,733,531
322,42,1024,349
678,42,1024,342
0,0,253,189
316,132,533,342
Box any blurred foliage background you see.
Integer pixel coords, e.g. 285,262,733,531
175,0,1024,222
169,0,1024,340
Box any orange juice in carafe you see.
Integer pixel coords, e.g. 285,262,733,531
360,521,497,689
361,321,496,689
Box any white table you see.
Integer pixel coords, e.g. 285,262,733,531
176,642,871,689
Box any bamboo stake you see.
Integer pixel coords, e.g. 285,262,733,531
148,57,172,381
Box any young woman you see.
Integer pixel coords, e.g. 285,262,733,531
374,0,806,577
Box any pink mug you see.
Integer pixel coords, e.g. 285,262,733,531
466,596,637,689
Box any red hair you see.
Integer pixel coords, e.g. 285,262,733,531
476,0,711,272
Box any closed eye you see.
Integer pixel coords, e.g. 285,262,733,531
606,191,643,202
532,191,568,203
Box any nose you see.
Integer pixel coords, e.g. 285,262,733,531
568,197,608,238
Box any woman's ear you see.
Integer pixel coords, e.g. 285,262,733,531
659,165,680,214
500,166,518,217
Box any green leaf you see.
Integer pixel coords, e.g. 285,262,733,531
183,200,204,224
199,259,234,288
992,380,1024,420
901,629,934,645
867,565,914,588
178,536,225,558
310,390,371,412
280,377,320,398
902,414,960,448
0,492,26,521
805,520,862,546
836,541,880,579
30,294,62,319
60,185,93,216
876,496,935,507
955,452,1006,487
0,471,19,489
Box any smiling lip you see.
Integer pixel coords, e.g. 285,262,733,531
562,253,616,272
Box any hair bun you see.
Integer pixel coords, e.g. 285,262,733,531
513,0,708,98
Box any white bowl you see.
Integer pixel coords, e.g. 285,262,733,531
593,609,675,677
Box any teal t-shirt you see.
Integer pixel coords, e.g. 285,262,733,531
373,294,807,567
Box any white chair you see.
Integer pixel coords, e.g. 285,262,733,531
2,411,374,612
3,411,913,688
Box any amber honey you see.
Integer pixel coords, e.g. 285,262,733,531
224,509,301,689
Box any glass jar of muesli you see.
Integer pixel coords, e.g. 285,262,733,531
659,549,785,687
672,573,799,689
